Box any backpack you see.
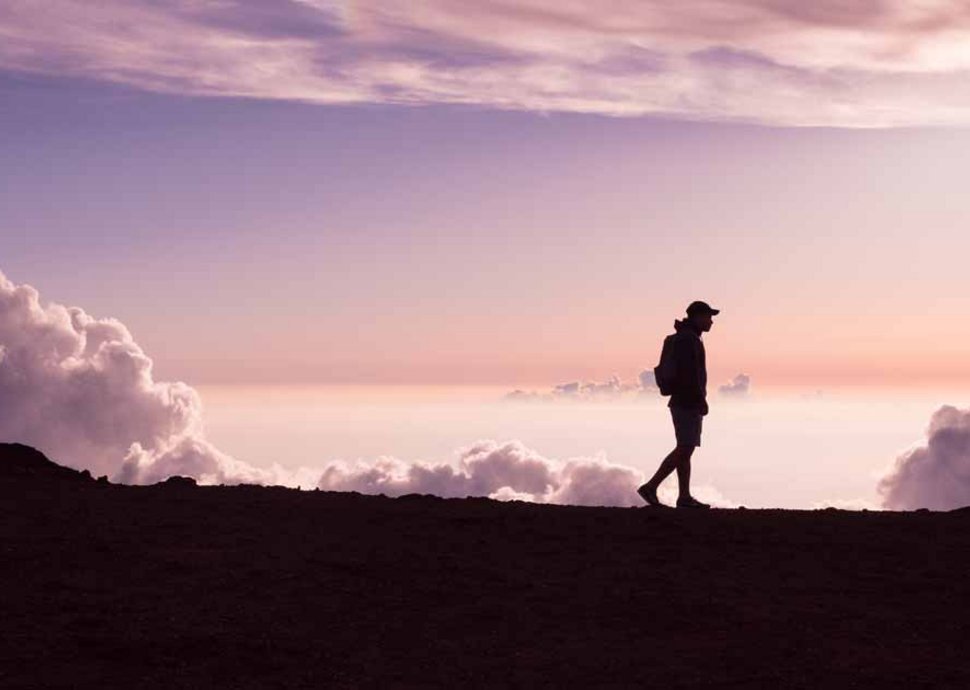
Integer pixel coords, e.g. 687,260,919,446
653,334,678,396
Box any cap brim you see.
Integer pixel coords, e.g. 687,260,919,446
709,308,720,315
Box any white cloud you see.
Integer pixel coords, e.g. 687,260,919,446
0,268,737,509
505,371,656,402
318,438,737,508
0,269,291,485
5,1,970,126
878,405,970,510
718,373,751,396
317,439,648,507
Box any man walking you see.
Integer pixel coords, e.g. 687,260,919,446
638,301,719,509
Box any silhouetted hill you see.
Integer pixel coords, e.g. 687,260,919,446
0,442,95,482
2,445,969,689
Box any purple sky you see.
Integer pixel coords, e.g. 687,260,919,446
4,5,970,387
7,1,970,126
5,2,970,511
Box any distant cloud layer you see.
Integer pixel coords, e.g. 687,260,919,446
2,269,730,506
509,371,754,402
5,1,970,125
506,371,656,402
879,405,970,511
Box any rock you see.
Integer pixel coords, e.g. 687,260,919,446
0,443,94,483
159,475,197,487
398,493,442,501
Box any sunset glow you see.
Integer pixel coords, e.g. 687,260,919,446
3,1,970,512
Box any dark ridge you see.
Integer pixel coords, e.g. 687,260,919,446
0,442,94,482
2,444,970,688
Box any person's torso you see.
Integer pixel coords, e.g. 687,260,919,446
669,329,706,407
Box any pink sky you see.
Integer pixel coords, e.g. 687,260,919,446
7,1,970,126
4,3,970,510
3,2,970,388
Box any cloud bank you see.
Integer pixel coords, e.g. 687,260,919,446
3,270,726,507
510,370,755,402
506,371,656,402
319,439,645,506
0,269,289,485
5,1,970,126
879,405,970,511
319,438,735,508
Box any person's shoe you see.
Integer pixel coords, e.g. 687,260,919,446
637,484,665,507
676,495,711,509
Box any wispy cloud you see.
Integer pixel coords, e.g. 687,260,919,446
5,1,970,125
505,371,657,402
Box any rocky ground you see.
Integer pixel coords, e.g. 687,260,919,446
2,442,969,689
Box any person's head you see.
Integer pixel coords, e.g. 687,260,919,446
686,301,719,332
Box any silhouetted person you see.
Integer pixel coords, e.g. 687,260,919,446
638,301,719,509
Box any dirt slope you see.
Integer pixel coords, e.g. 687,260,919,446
2,443,968,689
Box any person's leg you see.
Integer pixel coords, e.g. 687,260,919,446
639,407,697,504
674,412,709,507
676,445,695,499
643,446,683,491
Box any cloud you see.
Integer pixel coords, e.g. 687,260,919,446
318,438,735,508
0,269,291,485
318,439,633,505
5,1,970,125
718,373,751,396
0,269,736,508
508,368,755,404
638,369,657,390
878,405,970,511
505,371,656,402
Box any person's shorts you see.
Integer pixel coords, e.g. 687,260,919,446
670,406,703,447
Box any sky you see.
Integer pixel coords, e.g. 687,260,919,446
4,1,970,508
4,2,970,388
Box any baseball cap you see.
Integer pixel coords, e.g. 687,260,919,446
686,300,720,316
